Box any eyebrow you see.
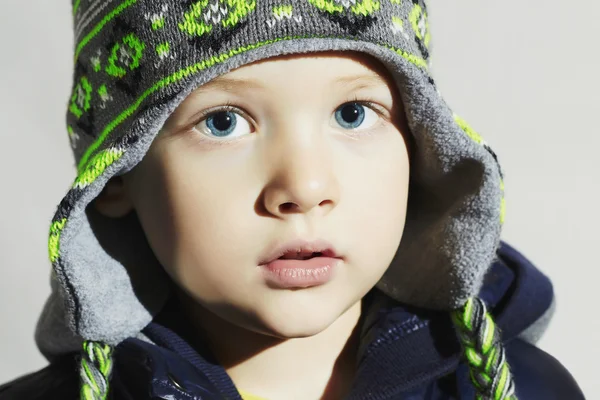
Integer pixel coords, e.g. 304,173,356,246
195,73,388,94
195,77,266,93
333,74,389,90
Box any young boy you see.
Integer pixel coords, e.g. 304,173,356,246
0,0,585,399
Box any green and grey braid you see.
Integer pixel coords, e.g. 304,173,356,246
453,298,517,400
80,342,114,400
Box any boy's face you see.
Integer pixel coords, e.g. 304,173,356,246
98,52,410,338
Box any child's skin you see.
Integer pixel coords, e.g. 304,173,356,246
95,51,411,400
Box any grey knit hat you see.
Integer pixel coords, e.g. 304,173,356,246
37,0,513,398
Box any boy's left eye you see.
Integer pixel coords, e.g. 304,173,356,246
333,102,380,130
195,109,253,139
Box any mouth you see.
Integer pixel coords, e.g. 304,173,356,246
259,239,343,289
259,239,341,265
277,250,331,261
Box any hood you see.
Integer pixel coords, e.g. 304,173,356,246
37,0,504,360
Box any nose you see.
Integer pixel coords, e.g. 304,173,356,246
262,133,340,218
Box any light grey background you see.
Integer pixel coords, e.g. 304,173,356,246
0,0,596,397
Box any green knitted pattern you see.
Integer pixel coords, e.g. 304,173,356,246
74,147,125,190
68,0,432,173
308,0,380,16
179,0,257,37
48,218,67,264
74,0,138,62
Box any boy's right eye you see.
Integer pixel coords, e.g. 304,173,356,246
195,108,253,139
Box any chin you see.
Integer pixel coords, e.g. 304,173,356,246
261,321,333,339
252,297,351,339
265,320,332,339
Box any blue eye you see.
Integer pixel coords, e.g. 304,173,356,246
334,102,379,130
206,111,236,137
196,110,252,139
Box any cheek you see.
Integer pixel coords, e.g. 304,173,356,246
338,130,410,282
131,150,258,304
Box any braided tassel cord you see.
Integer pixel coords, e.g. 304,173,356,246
452,298,517,400
80,341,114,400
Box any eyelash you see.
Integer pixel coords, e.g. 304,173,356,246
193,102,250,126
346,95,388,120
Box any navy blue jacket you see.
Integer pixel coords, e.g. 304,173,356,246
0,243,585,399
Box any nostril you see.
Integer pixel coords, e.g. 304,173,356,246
279,202,297,212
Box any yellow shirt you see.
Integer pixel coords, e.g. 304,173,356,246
239,390,268,400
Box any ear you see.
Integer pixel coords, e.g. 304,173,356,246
94,176,134,218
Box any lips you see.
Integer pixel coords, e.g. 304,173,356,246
259,239,343,289
258,239,340,265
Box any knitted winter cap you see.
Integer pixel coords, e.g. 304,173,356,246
37,0,514,398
